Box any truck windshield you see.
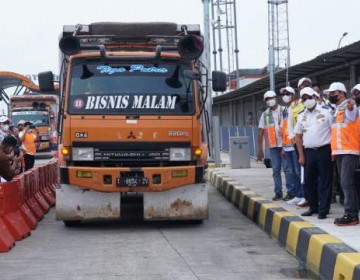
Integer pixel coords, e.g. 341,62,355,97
68,61,195,115
11,111,49,127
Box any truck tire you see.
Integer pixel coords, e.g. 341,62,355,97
63,220,81,227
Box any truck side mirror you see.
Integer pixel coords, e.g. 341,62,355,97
38,71,55,92
212,71,227,92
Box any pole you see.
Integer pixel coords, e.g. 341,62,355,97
268,1,275,91
337,32,348,49
233,0,240,88
202,0,215,160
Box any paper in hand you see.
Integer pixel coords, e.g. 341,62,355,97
301,166,304,184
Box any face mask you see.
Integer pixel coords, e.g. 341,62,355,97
329,95,339,104
282,95,292,104
355,97,360,106
304,99,316,109
1,124,9,132
266,99,277,107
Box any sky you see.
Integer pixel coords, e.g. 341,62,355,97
0,0,360,76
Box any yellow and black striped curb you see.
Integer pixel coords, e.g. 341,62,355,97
208,169,360,280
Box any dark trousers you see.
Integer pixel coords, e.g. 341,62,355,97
24,154,35,171
304,144,332,215
335,154,359,218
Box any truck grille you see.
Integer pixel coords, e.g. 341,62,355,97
72,141,192,166
94,149,169,161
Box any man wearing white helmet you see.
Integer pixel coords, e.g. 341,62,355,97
326,82,360,226
0,116,11,143
294,87,333,219
258,90,288,201
298,77,312,91
351,84,360,107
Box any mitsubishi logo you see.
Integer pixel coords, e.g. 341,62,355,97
127,131,136,139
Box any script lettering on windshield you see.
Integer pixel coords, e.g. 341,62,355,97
97,65,168,75
73,94,177,110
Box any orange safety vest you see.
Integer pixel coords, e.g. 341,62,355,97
281,107,292,147
264,107,284,148
331,102,360,155
22,133,37,155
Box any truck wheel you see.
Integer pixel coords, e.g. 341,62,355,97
63,220,81,227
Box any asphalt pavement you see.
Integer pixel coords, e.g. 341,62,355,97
0,182,316,280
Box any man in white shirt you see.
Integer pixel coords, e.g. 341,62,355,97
294,87,333,219
0,116,10,143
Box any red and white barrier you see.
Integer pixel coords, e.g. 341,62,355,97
0,159,58,252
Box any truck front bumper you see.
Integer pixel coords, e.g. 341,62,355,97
56,182,208,221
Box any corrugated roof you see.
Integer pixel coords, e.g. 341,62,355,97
214,40,360,103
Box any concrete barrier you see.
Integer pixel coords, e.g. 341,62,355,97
208,169,360,280
0,159,58,253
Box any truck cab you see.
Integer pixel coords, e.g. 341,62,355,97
39,22,226,225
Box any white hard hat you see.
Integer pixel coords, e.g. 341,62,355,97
280,86,295,95
350,84,360,94
263,90,277,100
0,116,9,123
324,82,347,93
300,87,317,98
298,77,312,88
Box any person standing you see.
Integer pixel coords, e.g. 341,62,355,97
287,79,308,207
280,86,301,204
294,87,333,219
351,84,360,107
326,82,360,226
0,116,10,143
298,77,312,91
257,90,288,201
0,135,18,182
19,121,37,171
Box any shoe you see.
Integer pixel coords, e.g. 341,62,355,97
296,199,308,208
272,194,283,201
334,214,359,226
286,197,302,205
301,209,317,216
318,213,327,219
283,193,295,201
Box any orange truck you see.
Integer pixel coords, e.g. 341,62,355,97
38,22,226,226
9,95,59,151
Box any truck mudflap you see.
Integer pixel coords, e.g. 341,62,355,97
56,184,121,221
143,183,208,221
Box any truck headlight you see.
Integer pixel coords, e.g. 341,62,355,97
169,148,191,161
72,147,94,161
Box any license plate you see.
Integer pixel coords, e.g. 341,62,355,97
116,177,149,187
